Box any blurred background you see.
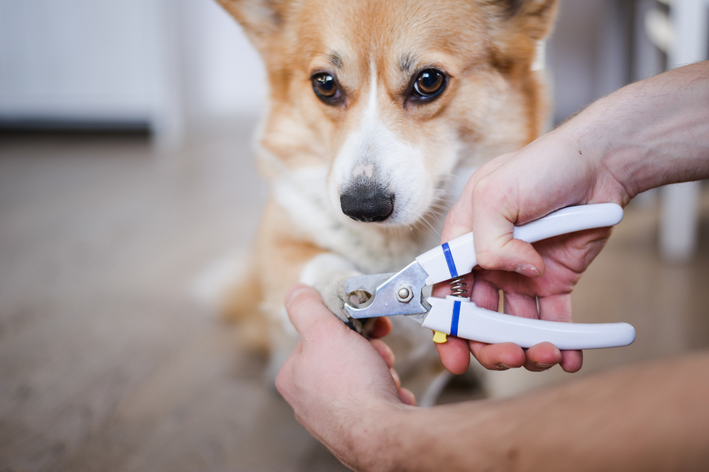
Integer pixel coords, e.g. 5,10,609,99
0,0,707,470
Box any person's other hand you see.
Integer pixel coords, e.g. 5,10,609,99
276,285,414,469
436,127,628,375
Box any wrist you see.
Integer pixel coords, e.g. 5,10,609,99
345,403,416,472
557,94,644,206
559,63,709,202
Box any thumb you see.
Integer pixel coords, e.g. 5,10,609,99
285,284,349,341
443,181,545,277
471,199,545,276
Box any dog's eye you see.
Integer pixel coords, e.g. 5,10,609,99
412,69,446,100
311,72,342,104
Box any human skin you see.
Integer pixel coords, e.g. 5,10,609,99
277,61,709,470
277,285,709,472
436,60,709,375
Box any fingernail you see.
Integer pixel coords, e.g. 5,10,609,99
493,362,514,370
535,363,554,370
514,263,539,277
285,284,310,304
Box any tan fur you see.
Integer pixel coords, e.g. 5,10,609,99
216,0,558,397
222,202,326,352
221,258,267,352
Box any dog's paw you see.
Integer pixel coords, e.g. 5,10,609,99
299,253,378,336
316,271,376,336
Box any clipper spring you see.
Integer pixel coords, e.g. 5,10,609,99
449,275,468,297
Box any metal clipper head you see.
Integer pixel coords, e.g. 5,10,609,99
343,262,430,319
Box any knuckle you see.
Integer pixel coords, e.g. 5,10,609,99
470,174,493,197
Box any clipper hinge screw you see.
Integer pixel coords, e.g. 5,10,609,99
395,284,414,303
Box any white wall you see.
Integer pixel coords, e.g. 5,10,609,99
0,0,266,144
547,0,635,124
0,0,164,122
181,0,266,122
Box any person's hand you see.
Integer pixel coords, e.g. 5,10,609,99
436,125,629,375
276,285,415,469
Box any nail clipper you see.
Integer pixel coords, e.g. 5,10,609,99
344,203,636,349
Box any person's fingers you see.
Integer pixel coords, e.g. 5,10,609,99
523,342,562,371
503,292,539,319
470,192,546,277
370,339,395,369
469,279,499,312
284,284,347,341
390,368,401,389
439,154,511,243
479,238,546,278
399,388,417,406
368,317,392,338
560,349,583,372
469,341,526,370
435,335,471,374
536,294,582,372
275,341,301,399
440,183,477,243
537,293,573,322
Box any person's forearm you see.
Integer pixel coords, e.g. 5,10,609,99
569,61,709,202
366,351,709,471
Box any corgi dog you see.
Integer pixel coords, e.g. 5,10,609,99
215,0,558,402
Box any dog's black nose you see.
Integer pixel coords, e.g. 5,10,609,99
340,183,394,223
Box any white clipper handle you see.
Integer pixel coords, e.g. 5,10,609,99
416,203,624,286
423,297,636,349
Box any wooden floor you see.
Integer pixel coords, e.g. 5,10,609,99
1,124,708,471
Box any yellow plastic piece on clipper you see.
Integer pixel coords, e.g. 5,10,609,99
432,330,448,344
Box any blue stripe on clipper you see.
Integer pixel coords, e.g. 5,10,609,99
450,300,461,337
441,242,458,278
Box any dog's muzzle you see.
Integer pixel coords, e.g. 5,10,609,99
340,182,394,223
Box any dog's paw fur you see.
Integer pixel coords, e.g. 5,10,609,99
316,271,376,335
299,252,377,335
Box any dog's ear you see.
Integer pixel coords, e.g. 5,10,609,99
215,0,289,52
482,0,558,70
492,0,559,40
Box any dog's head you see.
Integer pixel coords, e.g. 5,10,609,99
218,0,557,227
